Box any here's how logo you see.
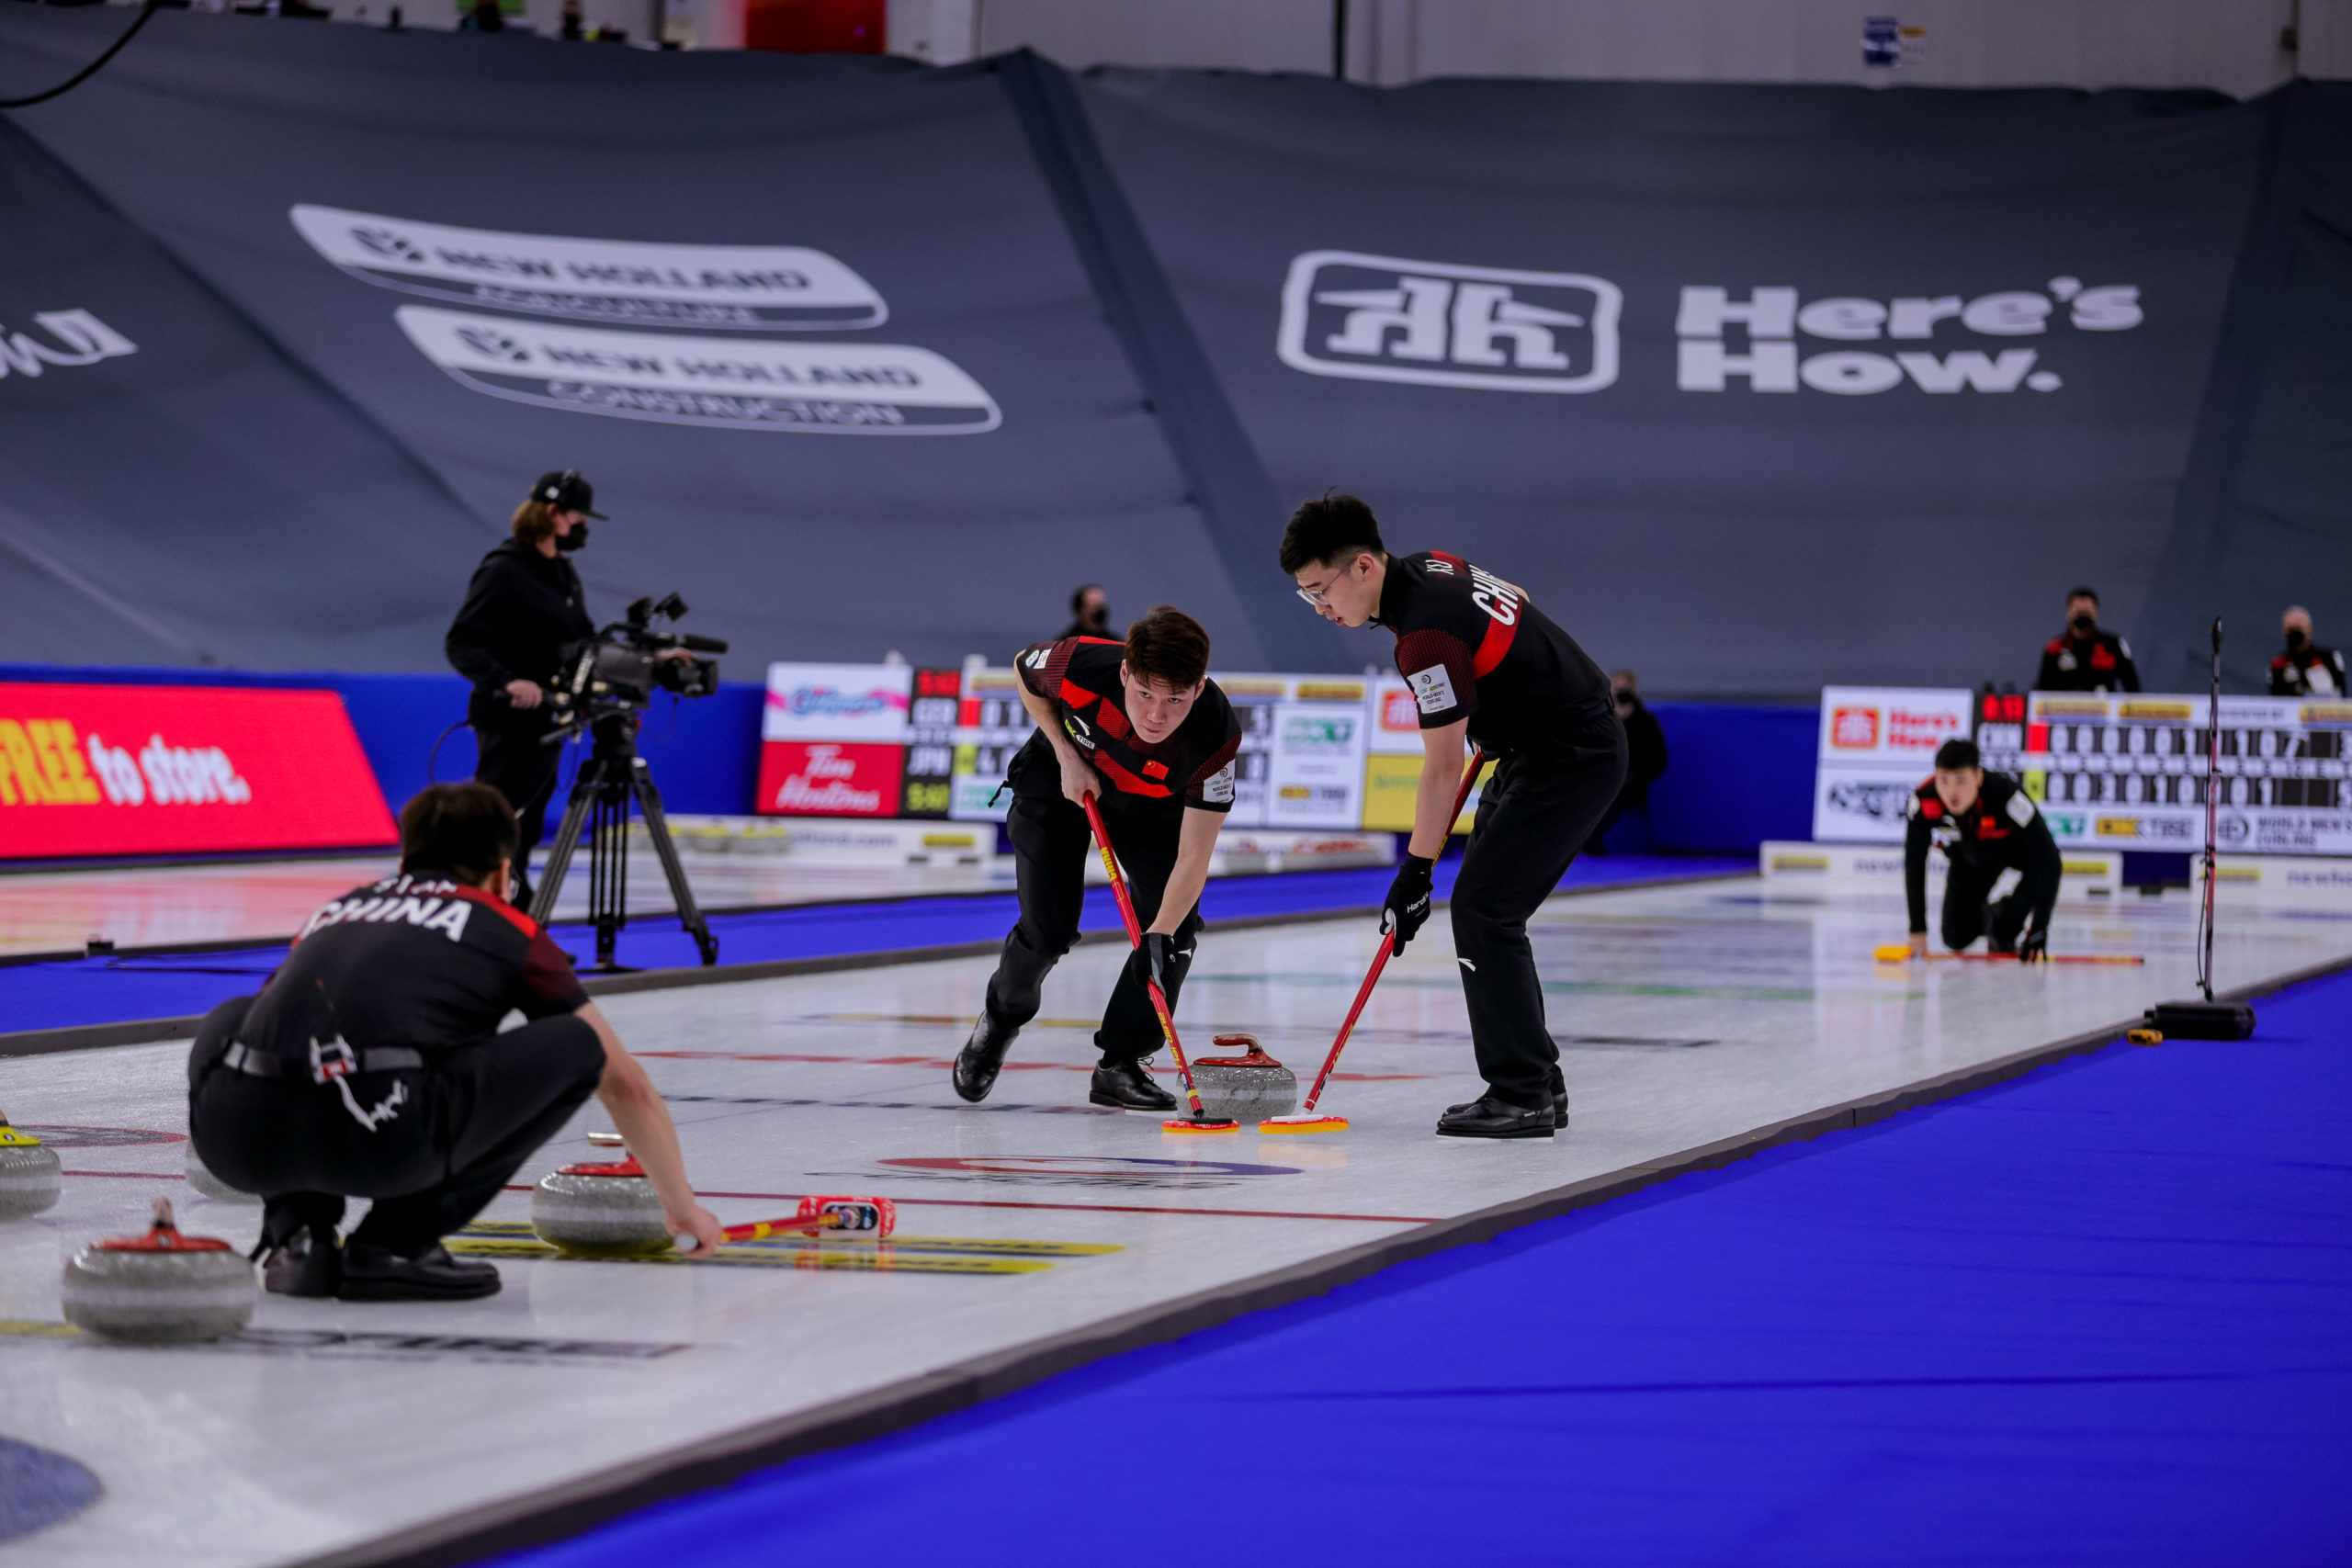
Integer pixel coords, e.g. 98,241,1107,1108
0,310,138,382
1278,251,1621,393
396,307,1000,434
290,206,885,331
1676,277,2140,396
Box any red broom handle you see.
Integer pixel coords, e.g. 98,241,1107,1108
1080,793,1212,1121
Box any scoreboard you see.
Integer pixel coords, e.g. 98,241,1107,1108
1815,686,2352,855
1981,691,2352,856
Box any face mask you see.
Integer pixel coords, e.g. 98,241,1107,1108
558,522,589,553
2287,626,2309,651
2071,613,2096,635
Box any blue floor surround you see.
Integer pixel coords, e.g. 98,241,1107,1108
0,854,1745,1037
494,968,2352,1568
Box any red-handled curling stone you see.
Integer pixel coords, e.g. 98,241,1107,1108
532,1132,672,1257
1189,1034,1297,1123
62,1198,255,1344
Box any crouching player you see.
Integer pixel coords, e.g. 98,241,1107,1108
189,783,721,1300
954,607,1241,1112
1905,739,2064,962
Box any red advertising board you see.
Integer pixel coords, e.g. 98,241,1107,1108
0,683,396,860
755,740,904,818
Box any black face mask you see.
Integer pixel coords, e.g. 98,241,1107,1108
2287,626,2309,651
2071,613,2097,635
558,522,589,553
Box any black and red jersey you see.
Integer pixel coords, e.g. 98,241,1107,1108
238,870,589,1063
2269,643,2346,698
1903,773,2061,933
1377,550,1612,755
1012,636,1242,817
2034,629,2140,694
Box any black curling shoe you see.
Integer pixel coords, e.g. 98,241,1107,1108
1436,1095,1557,1139
337,1241,502,1302
261,1229,341,1299
1089,1059,1179,1112
1446,1092,1570,1130
954,1011,1020,1103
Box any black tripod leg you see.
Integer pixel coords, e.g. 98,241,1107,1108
632,764,718,966
531,771,596,928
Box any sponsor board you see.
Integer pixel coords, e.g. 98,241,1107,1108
1367,678,1425,755
0,683,393,860
1811,762,1925,845
1816,686,1972,761
1362,751,1490,834
761,662,912,743
1266,688,1367,829
393,307,1000,433
755,741,903,818
1278,250,1621,393
290,206,885,329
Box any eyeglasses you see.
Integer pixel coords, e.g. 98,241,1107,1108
1295,566,1349,607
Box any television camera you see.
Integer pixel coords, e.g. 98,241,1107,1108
529,592,729,971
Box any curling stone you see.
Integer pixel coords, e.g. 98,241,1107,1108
62,1198,255,1345
1189,1035,1298,1124
184,1143,261,1204
531,1132,673,1257
0,1112,62,1220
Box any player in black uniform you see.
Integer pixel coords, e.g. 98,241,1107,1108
1903,738,2064,961
187,783,721,1301
953,607,1242,1112
1280,494,1625,1140
2270,606,2346,697
2034,586,2140,694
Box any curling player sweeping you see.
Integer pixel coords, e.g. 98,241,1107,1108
1902,738,2064,962
1281,493,1624,1139
187,783,722,1302
953,607,1242,1113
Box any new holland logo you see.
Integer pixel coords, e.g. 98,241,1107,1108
1278,251,1621,393
291,206,886,331
395,307,1000,434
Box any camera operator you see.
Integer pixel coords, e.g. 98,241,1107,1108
187,782,723,1302
446,470,600,908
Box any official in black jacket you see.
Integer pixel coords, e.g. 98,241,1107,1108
2270,606,2346,698
1904,739,2064,962
446,470,599,908
2034,586,2139,694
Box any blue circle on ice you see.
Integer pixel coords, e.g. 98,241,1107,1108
0,1438,100,1543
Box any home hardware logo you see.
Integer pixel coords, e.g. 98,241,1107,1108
1675,277,2141,396
1278,251,1621,393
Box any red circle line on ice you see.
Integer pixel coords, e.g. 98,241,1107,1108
881,1156,1302,1179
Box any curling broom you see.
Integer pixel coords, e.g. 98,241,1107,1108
1871,944,2143,966
1081,794,1237,1134
677,1195,897,1253
1263,747,1487,1134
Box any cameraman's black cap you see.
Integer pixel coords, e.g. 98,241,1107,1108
532,469,607,519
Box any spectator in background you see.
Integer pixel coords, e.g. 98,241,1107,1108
2270,606,2345,698
2033,586,2139,693
1060,584,1113,642
560,0,583,37
1589,671,1668,853
458,0,504,30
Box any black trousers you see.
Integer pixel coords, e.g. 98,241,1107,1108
187,996,604,1253
472,706,563,892
984,791,1201,1064
1452,726,1628,1109
1940,859,2041,951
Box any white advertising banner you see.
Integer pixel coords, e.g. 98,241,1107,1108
1813,686,1973,842
761,663,912,743
1267,676,1371,829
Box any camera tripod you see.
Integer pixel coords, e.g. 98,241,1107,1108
528,715,718,972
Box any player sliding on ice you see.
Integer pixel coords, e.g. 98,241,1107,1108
953,607,1242,1112
1903,738,2063,962
1281,494,1625,1139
